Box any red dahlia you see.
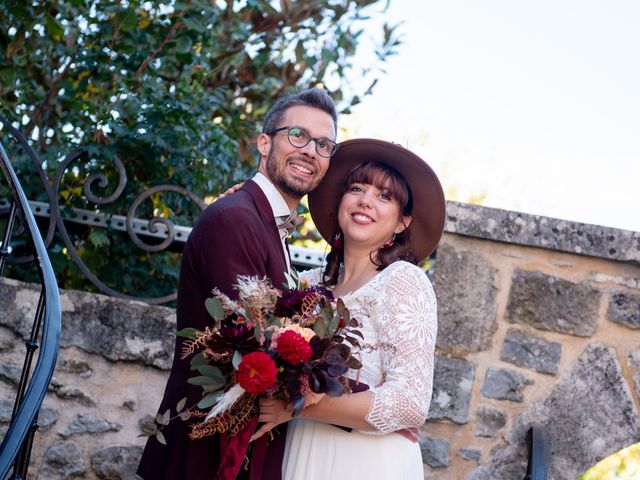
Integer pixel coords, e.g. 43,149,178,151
277,330,313,366
237,351,278,394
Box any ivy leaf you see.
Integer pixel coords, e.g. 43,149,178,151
182,16,205,33
88,229,110,248
175,35,193,54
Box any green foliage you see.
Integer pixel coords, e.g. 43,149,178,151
0,0,401,301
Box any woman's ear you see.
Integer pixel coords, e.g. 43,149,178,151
395,215,412,234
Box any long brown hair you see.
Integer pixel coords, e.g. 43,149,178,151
322,161,417,286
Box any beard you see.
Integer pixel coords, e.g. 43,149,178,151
265,149,318,199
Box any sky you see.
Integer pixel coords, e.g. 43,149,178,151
340,0,640,232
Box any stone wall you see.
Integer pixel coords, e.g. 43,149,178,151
1,201,639,479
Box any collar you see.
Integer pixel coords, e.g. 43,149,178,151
252,172,292,219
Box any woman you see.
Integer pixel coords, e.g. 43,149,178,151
252,139,446,479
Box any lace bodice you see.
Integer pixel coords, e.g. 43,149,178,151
300,261,437,434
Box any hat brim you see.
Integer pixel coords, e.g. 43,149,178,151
308,138,446,262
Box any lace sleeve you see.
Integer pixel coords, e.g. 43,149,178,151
364,262,438,434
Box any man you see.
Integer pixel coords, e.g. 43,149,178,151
137,88,338,480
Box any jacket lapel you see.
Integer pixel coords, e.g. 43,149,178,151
242,180,289,281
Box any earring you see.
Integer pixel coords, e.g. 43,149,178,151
379,234,396,250
331,230,343,249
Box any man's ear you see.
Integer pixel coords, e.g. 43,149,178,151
257,133,272,157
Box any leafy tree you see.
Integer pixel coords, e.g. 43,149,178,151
0,0,400,302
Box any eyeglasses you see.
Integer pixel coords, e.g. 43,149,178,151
268,126,337,158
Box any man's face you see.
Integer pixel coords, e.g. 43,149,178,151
258,105,335,207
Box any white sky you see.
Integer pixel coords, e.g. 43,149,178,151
340,0,640,232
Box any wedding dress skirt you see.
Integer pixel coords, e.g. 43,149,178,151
282,419,424,479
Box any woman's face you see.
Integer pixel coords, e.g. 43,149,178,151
337,181,412,252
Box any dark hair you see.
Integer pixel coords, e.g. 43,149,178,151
322,161,417,286
262,87,338,136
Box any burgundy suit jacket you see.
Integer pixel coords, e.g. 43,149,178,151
138,180,289,480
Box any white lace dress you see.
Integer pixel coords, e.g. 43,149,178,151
282,261,438,480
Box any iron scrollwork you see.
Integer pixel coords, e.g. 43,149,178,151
1,114,208,304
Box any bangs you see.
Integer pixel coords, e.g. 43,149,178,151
343,161,412,214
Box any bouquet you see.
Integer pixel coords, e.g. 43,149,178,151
145,272,363,454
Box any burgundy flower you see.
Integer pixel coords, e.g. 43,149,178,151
237,351,278,394
203,319,258,357
274,286,334,318
277,330,313,366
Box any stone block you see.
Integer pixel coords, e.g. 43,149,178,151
0,278,176,369
41,442,86,478
474,406,507,437
0,363,21,386
419,436,450,468
607,290,640,329
506,270,600,336
59,413,122,438
480,368,533,402
39,407,60,431
457,448,482,462
49,379,96,406
471,343,640,479
433,244,498,352
500,328,561,375
91,445,143,480
0,399,12,423
629,348,640,400
428,355,475,424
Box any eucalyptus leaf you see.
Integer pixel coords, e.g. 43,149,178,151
190,352,206,368
254,318,262,341
177,327,198,338
187,375,224,387
156,431,167,445
198,391,222,409
176,397,187,413
195,365,225,383
232,350,243,370
205,297,225,320
161,409,171,426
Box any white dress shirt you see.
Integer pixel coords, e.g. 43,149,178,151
252,172,293,271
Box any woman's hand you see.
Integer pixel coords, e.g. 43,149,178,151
216,182,244,201
396,427,419,443
250,397,292,442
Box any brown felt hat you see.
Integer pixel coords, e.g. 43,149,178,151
308,138,446,262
